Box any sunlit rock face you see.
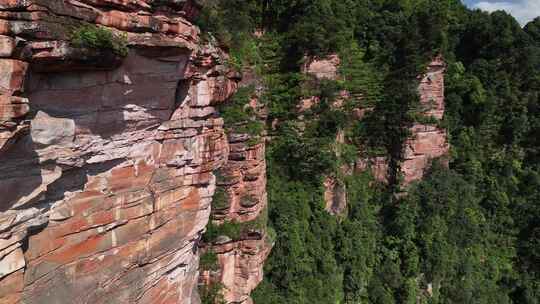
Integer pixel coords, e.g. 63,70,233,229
0,1,240,303
401,57,449,185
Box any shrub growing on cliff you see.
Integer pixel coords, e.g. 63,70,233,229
199,282,225,304
200,250,220,271
71,24,129,57
219,85,265,139
219,86,251,123
212,188,230,210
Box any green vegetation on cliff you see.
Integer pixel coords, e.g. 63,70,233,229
199,0,540,303
71,24,128,56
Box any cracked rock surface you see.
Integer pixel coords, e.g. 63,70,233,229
0,1,239,303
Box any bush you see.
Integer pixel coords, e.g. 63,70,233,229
71,24,129,56
240,194,259,207
200,250,220,271
212,187,230,210
236,120,265,137
203,220,241,242
219,85,266,139
203,206,268,243
215,169,235,184
220,87,255,121
200,282,225,304
265,226,277,245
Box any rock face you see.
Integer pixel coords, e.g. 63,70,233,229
401,57,449,185
302,55,341,80
211,236,271,304
302,55,448,208
209,129,270,303
201,70,271,303
0,1,240,303
214,132,267,224
323,176,347,216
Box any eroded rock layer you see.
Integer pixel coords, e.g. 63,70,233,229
201,72,271,303
401,57,449,185
209,128,270,304
0,1,239,303
212,236,271,304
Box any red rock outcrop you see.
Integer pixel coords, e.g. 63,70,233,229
401,57,449,185
214,131,267,224
200,68,271,303
0,1,240,303
210,236,271,304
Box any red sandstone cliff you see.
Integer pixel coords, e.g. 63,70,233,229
401,56,449,185
0,1,240,303
200,68,271,304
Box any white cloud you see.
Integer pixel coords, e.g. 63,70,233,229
474,0,540,26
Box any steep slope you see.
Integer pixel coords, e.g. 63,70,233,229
0,1,239,303
200,69,271,304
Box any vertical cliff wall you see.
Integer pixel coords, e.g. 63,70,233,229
206,128,271,304
401,57,449,184
0,1,239,303
200,68,271,304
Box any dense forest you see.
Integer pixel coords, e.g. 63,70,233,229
197,0,540,303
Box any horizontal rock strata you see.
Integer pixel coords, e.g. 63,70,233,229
201,72,271,303
0,1,239,303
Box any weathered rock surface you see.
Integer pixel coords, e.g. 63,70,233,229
208,127,270,303
201,69,271,303
0,1,239,303
210,237,271,304
302,54,341,80
401,57,449,185
214,132,267,224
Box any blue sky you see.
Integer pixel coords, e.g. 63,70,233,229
463,0,539,26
